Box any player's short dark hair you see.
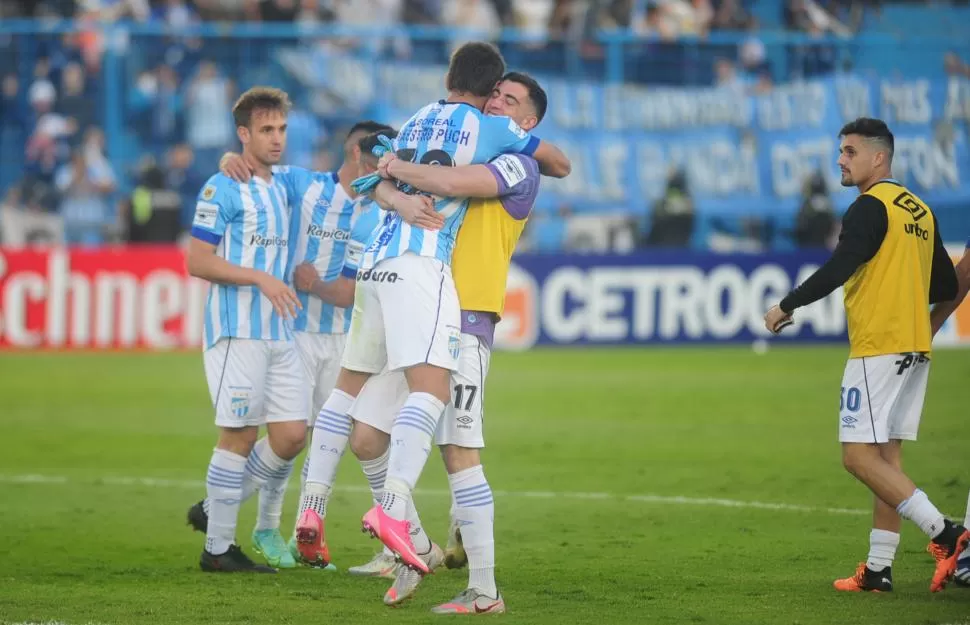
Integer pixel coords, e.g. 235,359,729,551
839,117,894,157
358,129,398,161
232,87,291,129
501,71,548,124
445,42,506,97
347,120,394,140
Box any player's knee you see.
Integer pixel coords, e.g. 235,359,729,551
349,425,389,460
217,426,259,456
404,364,451,404
841,444,873,477
440,445,481,474
267,421,307,460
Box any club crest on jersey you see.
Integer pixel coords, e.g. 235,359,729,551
201,184,216,201
230,391,250,419
448,327,461,360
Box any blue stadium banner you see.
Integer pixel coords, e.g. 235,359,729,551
313,53,970,216
496,251,850,349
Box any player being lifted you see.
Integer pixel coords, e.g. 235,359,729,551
928,238,970,587
185,87,306,573
764,118,965,593
295,41,570,576
331,71,551,613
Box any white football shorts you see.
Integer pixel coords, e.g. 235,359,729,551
838,353,930,444
349,333,491,449
203,337,308,428
293,331,347,425
341,252,461,374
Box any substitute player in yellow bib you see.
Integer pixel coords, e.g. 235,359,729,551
765,118,966,594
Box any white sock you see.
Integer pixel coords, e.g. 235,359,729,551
360,449,389,506
241,438,290,531
449,464,496,597
897,488,946,539
204,448,246,555
406,497,432,555
256,458,294,532
359,449,395,558
866,529,900,571
382,392,445,520
298,390,354,522
200,438,290,519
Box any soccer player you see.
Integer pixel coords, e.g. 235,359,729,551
185,87,306,573
307,71,551,613
928,242,970,587
296,41,570,575
204,126,441,569
764,117,966,593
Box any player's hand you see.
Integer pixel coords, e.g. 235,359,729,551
377,152,397,179
293,263,320,293
256,273,302,318
393,193,444,231
220,152,253,182
764,304,793,334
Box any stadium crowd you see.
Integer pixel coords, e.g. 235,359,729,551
0,0,963,249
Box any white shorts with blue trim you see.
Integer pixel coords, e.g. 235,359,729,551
349,333,491,449
203,337,308,428
838,353,930,444
342,252,461,374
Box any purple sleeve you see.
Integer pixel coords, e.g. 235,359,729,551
484,154,541,221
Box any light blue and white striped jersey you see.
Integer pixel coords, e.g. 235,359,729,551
342,198,387,281
361,100,539,270
278,166,384,334
190,172,291,349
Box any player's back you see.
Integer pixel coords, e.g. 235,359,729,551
844,180,936,357
363,100,537,270
196,172,291,348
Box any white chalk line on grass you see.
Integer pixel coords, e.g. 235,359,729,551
0,473,871,517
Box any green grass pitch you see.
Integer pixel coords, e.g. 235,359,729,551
0,346,968,625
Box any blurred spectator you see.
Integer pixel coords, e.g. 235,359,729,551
1,74,28,191
286,106,327,170
129,65,184,155
54,132,117,245
944,52,970,78
152,0,201,27
124,157,183,243
0,182,65,247
57,62,96,133
25,79,77,187
185,61,234,167
738,19,768,74
163,143,207,230
792,170,837,249
640,168,694,248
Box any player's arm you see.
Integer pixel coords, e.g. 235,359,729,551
927,231,964,335
187,178,300,317
927,218,959,305
370,180,443,230
385,160,498,198
480,115,571,178
930,248,970,335
218,151,311,201
291,219,375,308
779,195,888,314
292,263,355,309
